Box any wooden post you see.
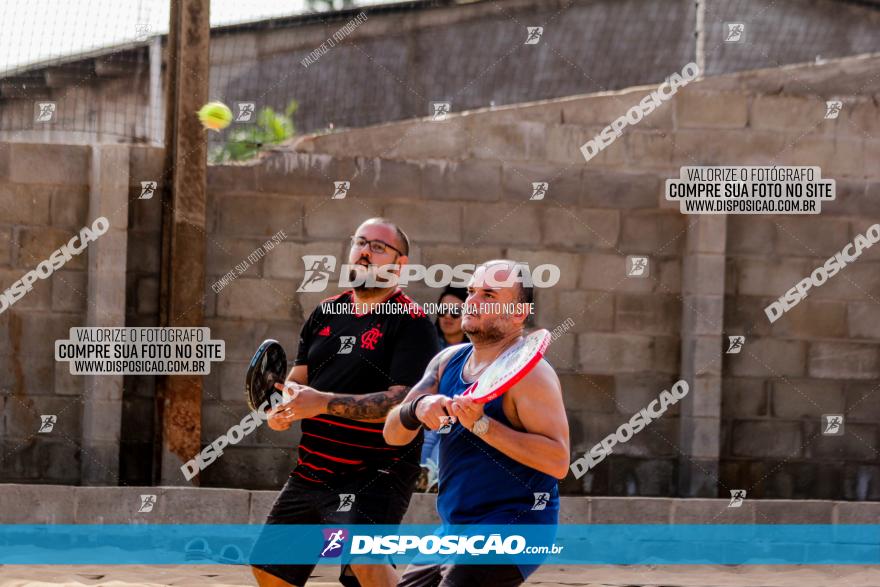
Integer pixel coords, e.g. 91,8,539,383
156,0,210,485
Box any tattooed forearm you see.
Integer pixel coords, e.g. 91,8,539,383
327,385,411,420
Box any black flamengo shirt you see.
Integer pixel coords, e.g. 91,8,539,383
293,289,439,486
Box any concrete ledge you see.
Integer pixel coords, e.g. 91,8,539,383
2,484,878,524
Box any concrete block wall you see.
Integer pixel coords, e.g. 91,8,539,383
275,62,880,498
0,143,92,484
2,54,879,499
7,483,880,525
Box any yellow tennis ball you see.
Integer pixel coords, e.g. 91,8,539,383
198,101,233,131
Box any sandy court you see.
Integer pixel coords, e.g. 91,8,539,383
2,565,880,587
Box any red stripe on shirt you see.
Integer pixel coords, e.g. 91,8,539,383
302,431,394,451
310,416,384,433
299,443,364,465
297,457,335,473
293,470,323,483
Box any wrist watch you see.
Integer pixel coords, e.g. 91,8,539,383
472,415,490,437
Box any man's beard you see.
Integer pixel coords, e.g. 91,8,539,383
462,316,507,343
349,267,392,291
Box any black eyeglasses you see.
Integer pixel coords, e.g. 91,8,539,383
350,236,404,256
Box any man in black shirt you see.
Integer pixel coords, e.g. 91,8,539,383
251,218,439,587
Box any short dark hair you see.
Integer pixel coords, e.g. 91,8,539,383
362,217,410,255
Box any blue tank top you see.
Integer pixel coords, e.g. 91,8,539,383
436,345,559,577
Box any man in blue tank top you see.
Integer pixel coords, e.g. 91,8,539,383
385,260,570,587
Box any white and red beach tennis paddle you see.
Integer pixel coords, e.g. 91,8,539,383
461,328,552,404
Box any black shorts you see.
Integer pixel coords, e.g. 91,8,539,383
251,460,420,586
397,563,524,587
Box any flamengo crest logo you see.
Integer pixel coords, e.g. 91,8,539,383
360,326,382,350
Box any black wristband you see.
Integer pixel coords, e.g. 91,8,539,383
400,394,429,431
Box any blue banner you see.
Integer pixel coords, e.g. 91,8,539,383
1,524,878,565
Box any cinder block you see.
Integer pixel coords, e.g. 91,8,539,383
536,289,614,333
681,294,723,336
383,201,461,243
460,203,538,246
626,131,674,169
847,302,880,341
774,217,851,258
682,254,726,296
217,194,304,239
734,257,807,298
835,501,880,524
0,267,52,310
558,496,590,524
616,293,681,335
421,160,502,201
15,226,87,270
216,277,299,320
612,374,676,414
199,446,292,490
352,158,423,200
506,248,580,290
208,164,258,194
51,269,87,313
55,360,85,396
544,124,594,165
0,352,59,398
249,490,278,524
578,253,649,293
543,329,577,372
206,237,270,279
501,162,579,204
126,231,161,274
559,373,616,413
808,341,880,380
731,421,802,458
721,378,768,418
581,170,662,209
610,458,677,497
392,123,467,160
750,95,829,133
808,422,877,461
257,152,358,196
1,439,80,484
262,240,346,280
9,144,90,185
619,210,686,256
0,143,9,179
129,146,165,187
468,122,547,161
0,183,51,224
578,333,653,374
419,244,504,269
673,130,787,167
686,215,727,255
754,499,834,524
672,498,755,524
727,338,806,378
676,92,748,129
681,334,722,377
591,497,672,523
563,90,673,130
679,416,721,459
541,208,619,250
136,277,159,316
727,216,776,255
0,484,76,523
773,299,847,340
845,381,880,422
48,186,90,232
